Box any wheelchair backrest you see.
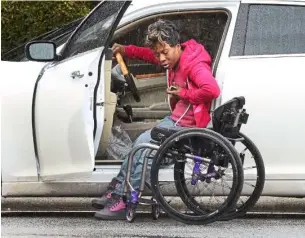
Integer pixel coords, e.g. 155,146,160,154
212,96,249,138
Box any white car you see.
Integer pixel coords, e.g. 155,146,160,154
1,0,305,200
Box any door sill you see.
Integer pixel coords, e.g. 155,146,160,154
2,179,305,197
95,159,123,165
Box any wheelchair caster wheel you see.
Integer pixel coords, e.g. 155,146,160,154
126,204,136,223
152,204,160,220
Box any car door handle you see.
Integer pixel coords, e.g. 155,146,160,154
71,71,84,79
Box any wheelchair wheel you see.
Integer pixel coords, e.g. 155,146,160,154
151,128,244,225
126,203,137,223
152,204,161,220
219,132,265,220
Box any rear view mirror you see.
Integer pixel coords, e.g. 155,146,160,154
25,41,57,62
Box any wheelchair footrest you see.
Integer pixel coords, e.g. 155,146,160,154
138,197,157,205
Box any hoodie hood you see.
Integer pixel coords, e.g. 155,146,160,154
178,39,212,77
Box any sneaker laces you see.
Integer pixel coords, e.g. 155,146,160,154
111,201,120,209
108,194,122,208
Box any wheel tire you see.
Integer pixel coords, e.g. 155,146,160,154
126,204,137,223
174,129,246,217
152,204,160,220
151,128,244,225
220,132,265,220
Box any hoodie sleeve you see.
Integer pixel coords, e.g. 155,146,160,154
178,62,220,104
124,45,160,65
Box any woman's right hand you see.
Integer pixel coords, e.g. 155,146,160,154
112,43,125,56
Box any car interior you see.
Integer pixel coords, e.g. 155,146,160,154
94,10,229,163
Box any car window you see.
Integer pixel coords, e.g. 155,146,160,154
245,5,305,55
61,1,129,59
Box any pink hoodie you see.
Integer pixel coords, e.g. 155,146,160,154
124,39,220,128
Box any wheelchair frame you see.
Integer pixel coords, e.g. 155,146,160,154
121,97,263,224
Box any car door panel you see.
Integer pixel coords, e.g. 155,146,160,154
35,50,102,180
221,57,305,180
223,3,305,184
34,1,131,180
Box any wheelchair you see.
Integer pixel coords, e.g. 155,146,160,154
122,96,265,225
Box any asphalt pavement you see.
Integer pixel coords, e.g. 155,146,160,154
2,196,305,237
2,196,305,213
2,214,305,238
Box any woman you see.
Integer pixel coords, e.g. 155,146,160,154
93,19,220,220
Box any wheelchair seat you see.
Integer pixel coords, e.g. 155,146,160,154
151,96,249,142
151,126,186,142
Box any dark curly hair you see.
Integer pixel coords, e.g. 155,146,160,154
145,19,181,48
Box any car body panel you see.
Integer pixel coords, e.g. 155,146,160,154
2,166,305,197
221,55,305,180
1,61,46,182
1,0,305,198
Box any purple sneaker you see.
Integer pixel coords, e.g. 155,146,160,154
92,178,119,209
94,194,126,220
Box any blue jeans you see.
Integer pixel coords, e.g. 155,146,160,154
112,116,179,196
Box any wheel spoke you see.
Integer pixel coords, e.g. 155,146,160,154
244,181,256,188
174,168,192,177
240,147,249,154
238,197,246,206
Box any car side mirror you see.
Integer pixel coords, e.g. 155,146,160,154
25,41,58,62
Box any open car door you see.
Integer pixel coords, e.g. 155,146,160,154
33,1,131,181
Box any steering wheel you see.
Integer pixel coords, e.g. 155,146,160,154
115,53,141,102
